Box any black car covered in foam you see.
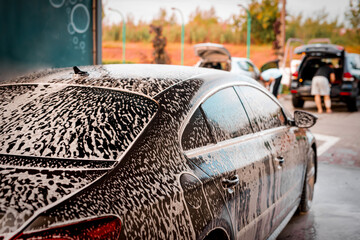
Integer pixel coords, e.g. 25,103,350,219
0,64,317,240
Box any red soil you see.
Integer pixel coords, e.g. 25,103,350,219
102,41,278,68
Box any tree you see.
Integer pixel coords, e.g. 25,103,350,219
186,7,222,43
273,19,281,50
285,9,343,44
242,0,280,44
346,0,360,30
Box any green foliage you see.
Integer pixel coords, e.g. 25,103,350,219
245,0,280,44
102,60,134,64
103,18,151,43
186,7,224,43
345,0,360,46
286,9,342,41
103,6,245,44
103,1,360,47
286,2,360,47
346,0,360,29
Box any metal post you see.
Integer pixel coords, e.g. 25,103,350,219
122,19,126,64
109,8,126,64
172,7,184,65
238,4,251,59
279,0,286,67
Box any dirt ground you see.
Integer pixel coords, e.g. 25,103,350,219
102,41,278,69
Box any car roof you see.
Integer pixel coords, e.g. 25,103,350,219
5,64,222,98
294,43,345,56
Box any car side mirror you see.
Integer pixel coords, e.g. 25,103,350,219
293,110,317,128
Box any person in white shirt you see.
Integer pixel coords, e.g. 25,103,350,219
260,68,282,98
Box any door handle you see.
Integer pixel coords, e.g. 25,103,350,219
275,156,285,165
222,174,240,189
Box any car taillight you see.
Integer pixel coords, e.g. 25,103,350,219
291,90,298,94
343,72,354,81
12,216,121,240
292,71,298,80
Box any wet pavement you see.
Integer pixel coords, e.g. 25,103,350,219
277,95,360,240
277,163,360,240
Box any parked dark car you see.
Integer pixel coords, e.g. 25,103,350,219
0,64,317,240
290,43,359,111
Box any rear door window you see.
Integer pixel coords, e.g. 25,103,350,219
181,87,253,151
235,86,286,131
182,108,215,151
200,87,252,142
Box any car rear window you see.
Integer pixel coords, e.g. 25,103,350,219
0,84,158,161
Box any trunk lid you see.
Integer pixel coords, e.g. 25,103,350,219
295,43,345,57
194,43,231,62
0,159,109,235
0,83,158,235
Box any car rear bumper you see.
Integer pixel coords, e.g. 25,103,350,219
291,83,358,102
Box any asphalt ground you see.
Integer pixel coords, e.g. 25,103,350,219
277,95,360,240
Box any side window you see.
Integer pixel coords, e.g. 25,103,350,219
237,61,248,71
246,61,255,72
201,87,252,142
182,108,215,151
235,86,286,131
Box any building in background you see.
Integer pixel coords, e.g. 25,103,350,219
0,0,102,81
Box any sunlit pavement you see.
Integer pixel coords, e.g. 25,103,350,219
277,94,360,240
277,163,360,240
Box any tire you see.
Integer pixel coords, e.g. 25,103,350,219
203,229,229,240
346,97,358,112
292,96,305,108
299,148,316,213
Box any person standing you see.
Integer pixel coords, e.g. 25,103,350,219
260,68,282,98
311,63,335,113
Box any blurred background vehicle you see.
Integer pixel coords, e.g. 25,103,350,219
290,43,359,111
348,53,360,82
231,57,260,80
194,43,260,80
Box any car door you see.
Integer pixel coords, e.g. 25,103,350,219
245,59,260,80
181,86,276,240
260,60,279,72
235,85,307,233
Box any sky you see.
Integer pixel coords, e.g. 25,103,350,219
103,0,351,26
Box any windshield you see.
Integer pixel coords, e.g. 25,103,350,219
0,84,158,161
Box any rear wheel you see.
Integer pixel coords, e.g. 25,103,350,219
203,229,229,240
292,96,305,108
346,97,358,112
299,148,316,213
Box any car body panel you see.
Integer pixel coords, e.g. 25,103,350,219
234,85,306,236
181,84,274,239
